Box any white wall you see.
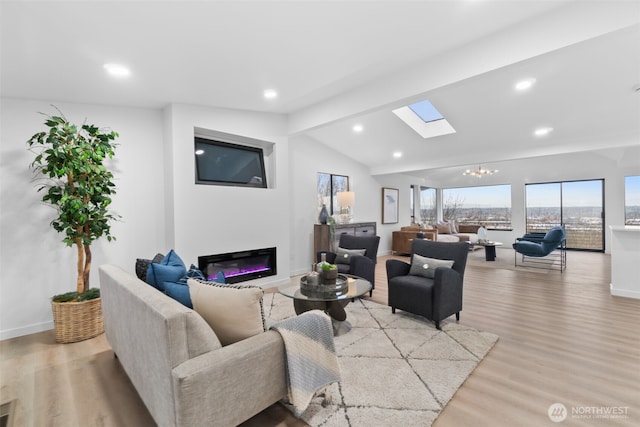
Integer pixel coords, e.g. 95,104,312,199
0,98,165,339
370,173,420,254
288,134,382,274
163,104,291,287
0,99,291,339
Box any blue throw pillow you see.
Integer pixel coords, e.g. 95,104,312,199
212,271,226,284
161,249,186,269
178,264,205,284
201,270,226,283
164,281,193,308
145,249,188,290
146,263,186,291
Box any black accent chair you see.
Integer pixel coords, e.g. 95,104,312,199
317,234,380,296
386,240,469,330
513,226,566,271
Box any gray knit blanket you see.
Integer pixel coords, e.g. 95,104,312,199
270,310,341,416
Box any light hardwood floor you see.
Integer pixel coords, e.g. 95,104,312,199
1,249,638,426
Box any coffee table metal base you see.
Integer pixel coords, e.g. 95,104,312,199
279,274,372,336
484,245,497,261
469,241,503,261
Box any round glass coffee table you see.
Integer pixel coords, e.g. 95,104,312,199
278,274,372,335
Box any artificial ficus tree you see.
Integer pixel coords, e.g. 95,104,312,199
27,109,120,298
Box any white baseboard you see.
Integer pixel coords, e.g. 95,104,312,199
610,284,640,299
0,321,53,341
289,268,309,277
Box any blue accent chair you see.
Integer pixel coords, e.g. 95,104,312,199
513,226,566,271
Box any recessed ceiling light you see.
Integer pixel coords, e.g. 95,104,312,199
515,78,536,91
103,63,130,77
393,151,402,158
195,149,204,155
353,124,364,133
534,127,553,136
263,89,278,99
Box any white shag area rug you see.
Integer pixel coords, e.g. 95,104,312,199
264,292,499,427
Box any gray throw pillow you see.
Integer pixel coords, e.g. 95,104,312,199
335,247,366,265
135,252,165,280
436,222,452,234
409,254,454,279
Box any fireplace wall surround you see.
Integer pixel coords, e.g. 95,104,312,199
198,247,277,284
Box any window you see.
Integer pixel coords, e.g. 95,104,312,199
317,173,349,215
442,185,512,229
408,100,444,123
625,175,640,225
419,186,436,225
392,99,456,139
410,186,415,223
525,179,604,251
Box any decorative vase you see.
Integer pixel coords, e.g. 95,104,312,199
307,263,320,286
321,268,338,285
477,226,488,242
318,204,329,224
51,298,104,343
307,271,319,286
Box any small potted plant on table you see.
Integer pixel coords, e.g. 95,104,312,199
320,262,338,285
27,108,119,343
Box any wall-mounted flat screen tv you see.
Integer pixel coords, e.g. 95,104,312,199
194,136,267,188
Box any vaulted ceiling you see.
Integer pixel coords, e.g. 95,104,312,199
2,1,639,178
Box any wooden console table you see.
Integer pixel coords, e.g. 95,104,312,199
314,222,377,254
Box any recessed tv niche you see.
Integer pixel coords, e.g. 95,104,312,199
194,136,267,188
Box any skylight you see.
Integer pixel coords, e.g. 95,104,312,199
408,100,444,123
392,99,456,139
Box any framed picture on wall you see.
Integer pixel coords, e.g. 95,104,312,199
382,187,399,224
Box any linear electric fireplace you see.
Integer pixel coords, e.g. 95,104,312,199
198,247,277,284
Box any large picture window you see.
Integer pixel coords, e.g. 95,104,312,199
525,179,604,251
442,184,512,229
625,175,640,226
419,186,437,225
317,173,349,215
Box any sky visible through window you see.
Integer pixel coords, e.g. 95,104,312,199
626,175,640,206
444,185,510,207
527,180,603,207
408,100,444,123
626,175,640,225
445,181,607,207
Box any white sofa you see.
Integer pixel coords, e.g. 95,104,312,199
431,224,481,243
99,264,291,427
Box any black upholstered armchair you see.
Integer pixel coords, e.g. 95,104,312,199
387,240,469,329
317,234,380,296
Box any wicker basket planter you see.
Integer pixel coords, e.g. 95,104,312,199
51,297,104,343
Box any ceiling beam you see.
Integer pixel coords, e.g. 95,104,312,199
288,1,640,135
